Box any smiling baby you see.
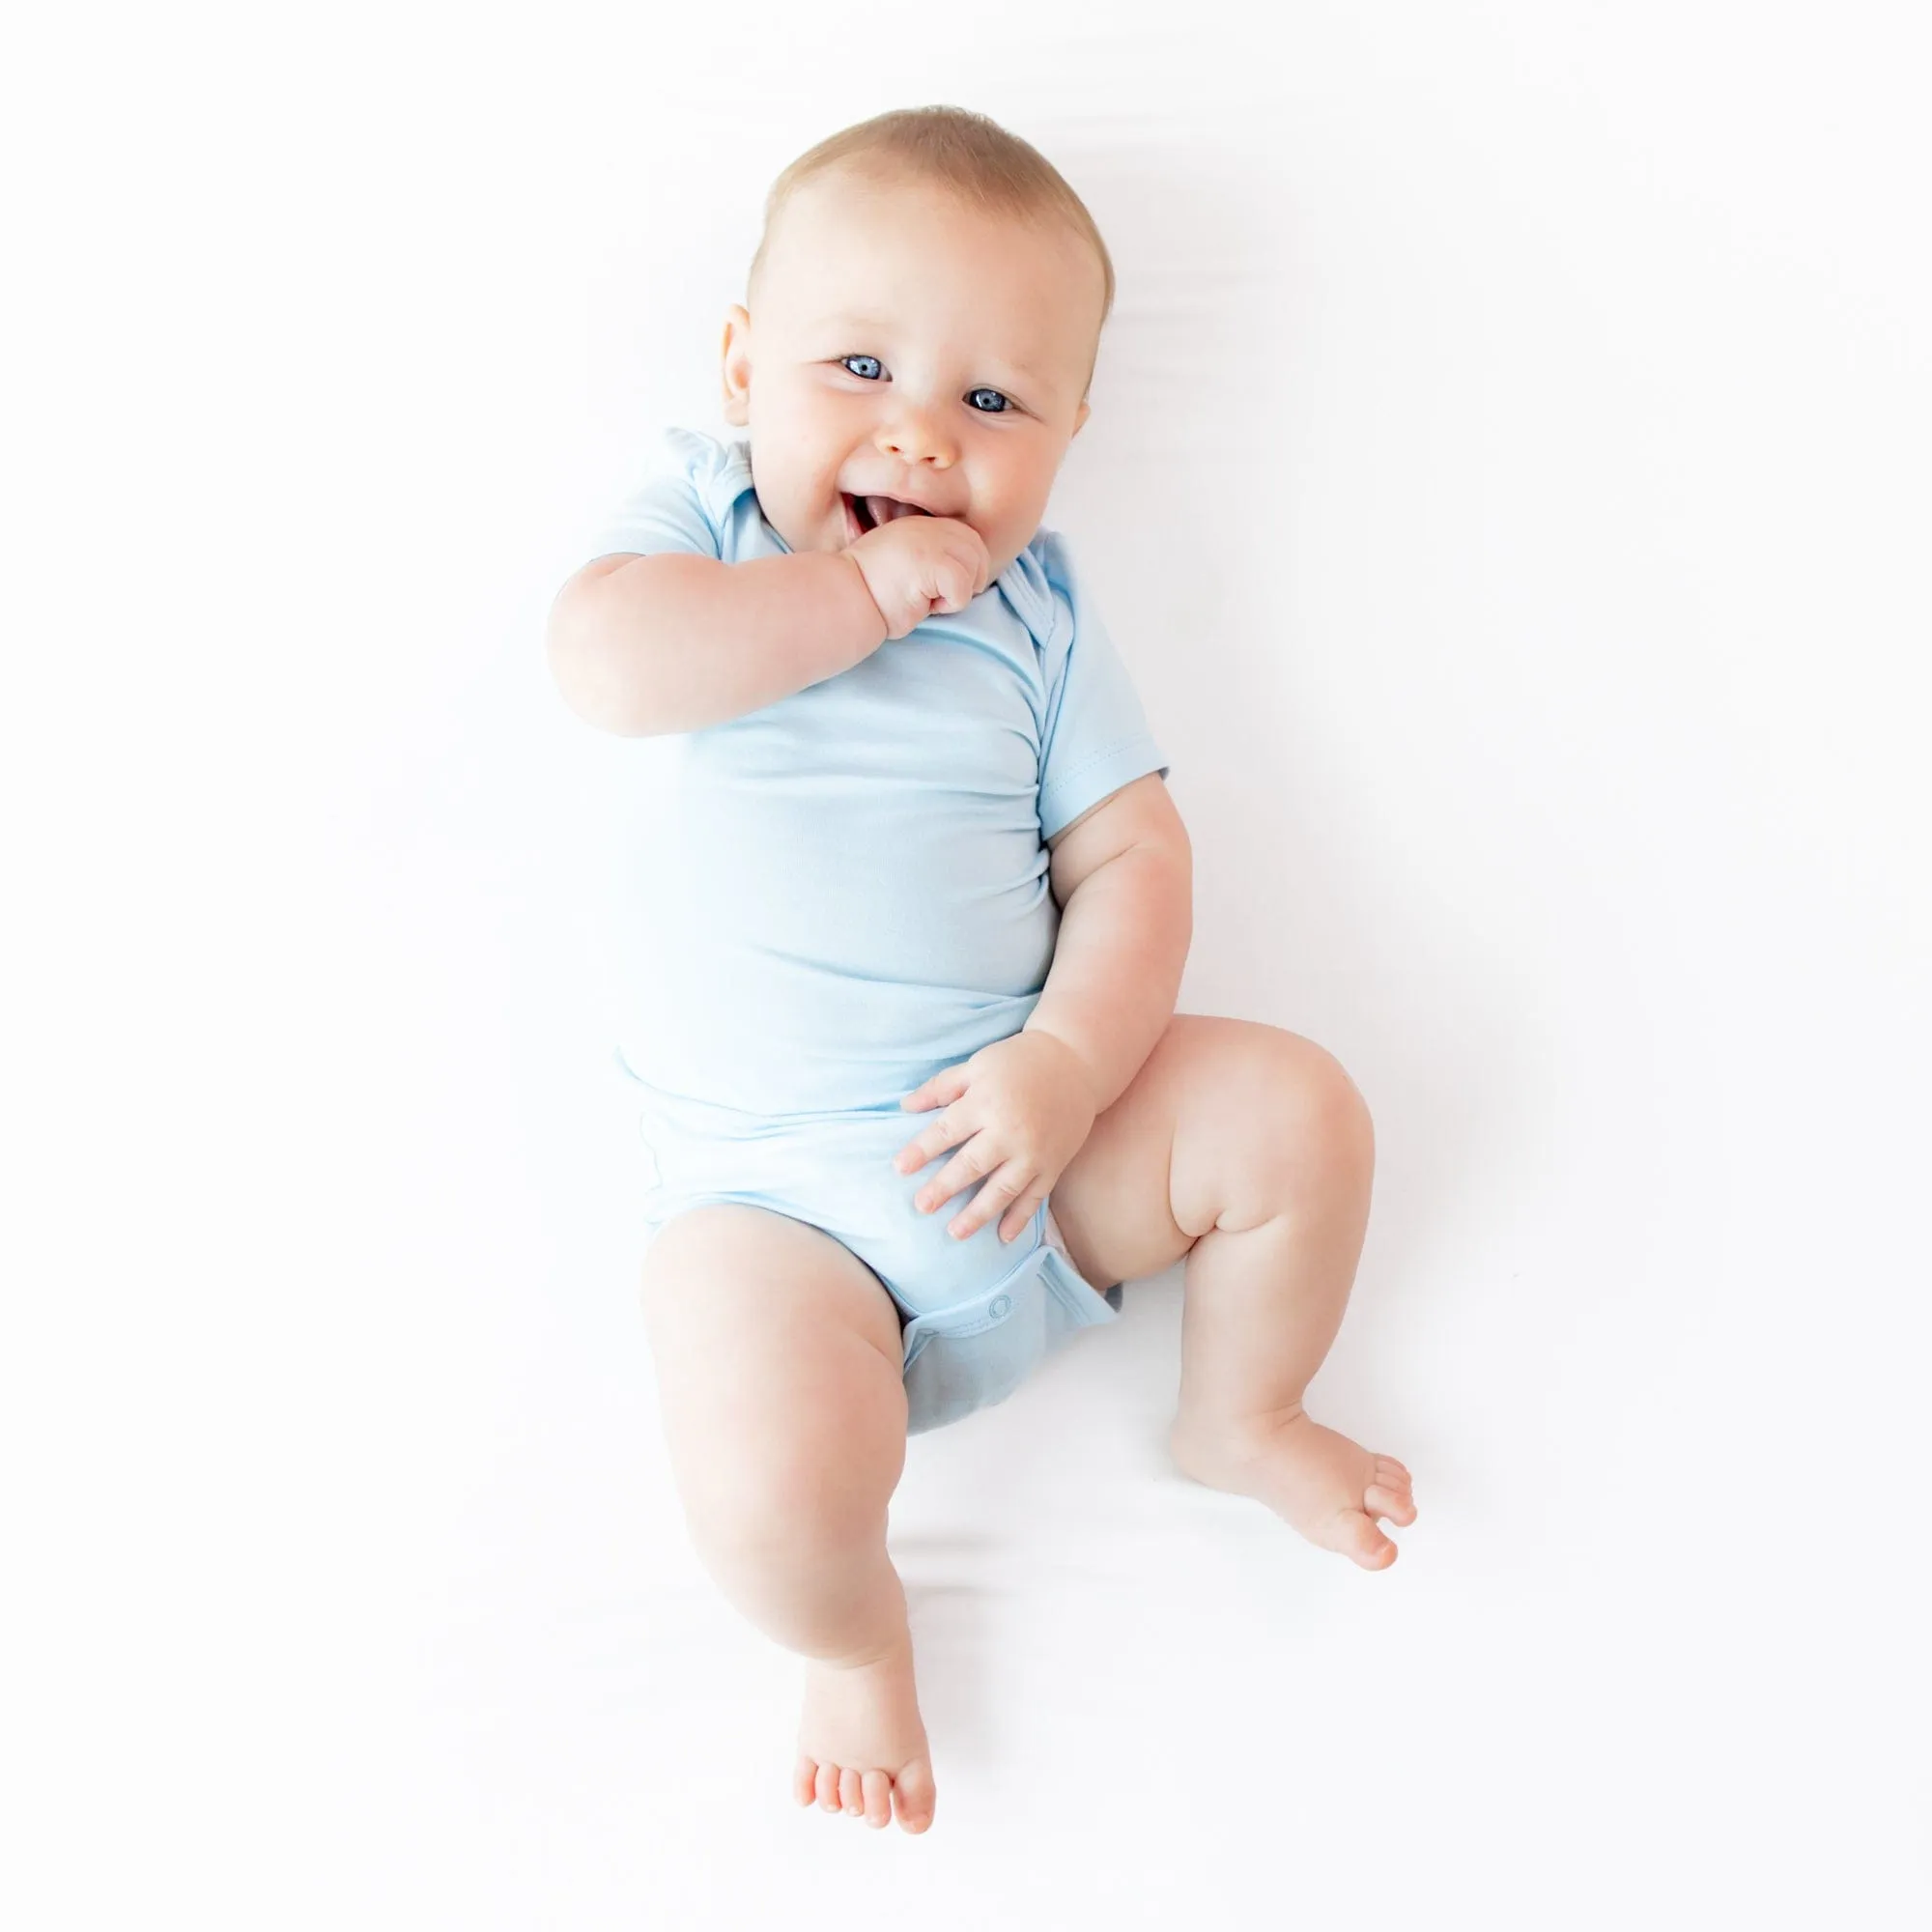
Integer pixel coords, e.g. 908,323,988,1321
547,104,1416,1835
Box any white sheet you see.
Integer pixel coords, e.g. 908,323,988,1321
14,3,1927,1925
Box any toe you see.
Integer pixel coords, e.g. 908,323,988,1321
1376,1455,1413,1491
815,1761,842,1810
793,1756,819,1806
838,1766,864,1816
1333,1507,1399,1570
1365,1482,1417,1525
862,1770,893,1829
893,1757,937,1833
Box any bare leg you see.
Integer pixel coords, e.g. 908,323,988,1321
639,1204,936,1832
1165,1042,1417,1567
1051,1016,1417,1569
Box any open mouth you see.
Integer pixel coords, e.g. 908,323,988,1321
844,493,934,537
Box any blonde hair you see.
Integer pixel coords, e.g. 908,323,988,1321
747,105,1115,379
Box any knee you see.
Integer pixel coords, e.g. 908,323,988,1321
1236,1029,1375,1198
684,1467,839,1577
671,1401,905,1577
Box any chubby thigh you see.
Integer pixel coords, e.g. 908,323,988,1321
639,1204,910,1551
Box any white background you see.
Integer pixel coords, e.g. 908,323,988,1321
9,3,1929,1924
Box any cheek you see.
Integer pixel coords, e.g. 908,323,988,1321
756,380,832,442
797,399,857,479
981,455,1044,526
758,400,840,497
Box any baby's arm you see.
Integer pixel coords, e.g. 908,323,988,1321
1026,773,1192,1113
546,550,888,736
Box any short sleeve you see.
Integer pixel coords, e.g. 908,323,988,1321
1035,532,1171,840
580,427,732,566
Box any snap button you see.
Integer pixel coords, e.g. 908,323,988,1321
988,1293,1012,1320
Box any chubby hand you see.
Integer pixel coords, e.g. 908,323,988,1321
847,513,992,640
893,1031,1099,1243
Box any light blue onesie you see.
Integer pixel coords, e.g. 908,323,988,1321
577,427,1171,1433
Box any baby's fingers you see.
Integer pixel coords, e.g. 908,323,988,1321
913,1144,990,1219
901,1064,969,1112
944,1160,1033,1242
894,1107,971,1177
995,1184,1048,1245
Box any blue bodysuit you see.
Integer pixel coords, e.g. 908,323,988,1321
575,427,1171,1433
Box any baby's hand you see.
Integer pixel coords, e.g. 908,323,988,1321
893,1031,1098,1243
848,514,992,640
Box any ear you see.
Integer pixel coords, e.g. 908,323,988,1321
721,305,753,426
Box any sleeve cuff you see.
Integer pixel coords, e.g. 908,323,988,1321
1037,735,1171,841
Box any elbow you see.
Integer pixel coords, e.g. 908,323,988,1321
545,610,613,733
545,582,657,737
545,642,601,733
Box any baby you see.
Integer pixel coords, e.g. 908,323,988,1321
547,106,1416,1835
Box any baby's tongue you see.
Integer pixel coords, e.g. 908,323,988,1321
867,496,924,526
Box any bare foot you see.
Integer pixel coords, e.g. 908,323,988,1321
1170,1406,1417,1569
794,1637,936,1833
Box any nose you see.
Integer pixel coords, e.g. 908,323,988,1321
876,400,955,468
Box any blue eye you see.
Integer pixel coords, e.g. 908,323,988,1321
838,356,1014,415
